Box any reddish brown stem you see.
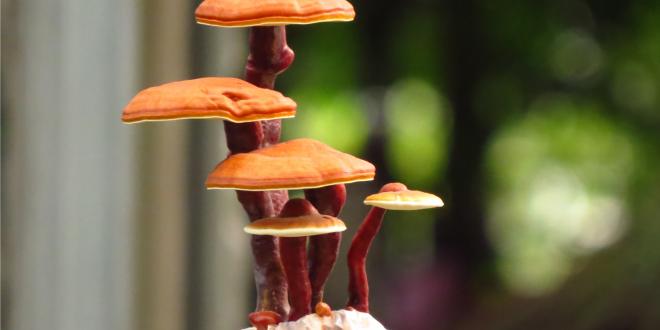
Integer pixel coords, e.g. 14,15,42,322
347,183,407,312
308,232,340,306
250,233,287,316
304,185,347,217
304,185,346,307
278,199,317,321
245,26,295,90
346,207,386,312
223,26,294,316
280,237,310,321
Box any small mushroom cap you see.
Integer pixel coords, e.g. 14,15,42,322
364,190,444,211
315,302,332,317
248,311,282,328
195,0,355,27
206,138,375,191
244,214,347,237
122,77,296,123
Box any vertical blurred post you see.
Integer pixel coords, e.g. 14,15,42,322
138,1,250,329
135,1,191,330
186,24,251,330
433,0,494,326
2,1,138,330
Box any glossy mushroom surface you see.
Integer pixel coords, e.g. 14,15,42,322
364,189,444,210
195,0,355,27
244,214,346,237
122,77,296,124
206,138,375,191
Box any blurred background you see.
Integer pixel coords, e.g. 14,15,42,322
3,0,660,329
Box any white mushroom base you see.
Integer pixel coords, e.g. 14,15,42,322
242,309,386,330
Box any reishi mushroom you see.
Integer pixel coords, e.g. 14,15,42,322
122,0,450,327
364,188,445,210
347,183,444,312
122,77,296,124
205,138,375,191
246,198,347,321
304,184,346,308
193,0,357,318
195,0,355,27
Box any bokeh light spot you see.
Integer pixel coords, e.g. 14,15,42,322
550,30,603,83
283,90,368,154
384,79,451,188
611,61,658,116
486,95,637,296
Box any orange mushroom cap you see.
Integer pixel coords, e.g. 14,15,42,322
122,77,296,124
244,214,346,237
363,189,444,211
195,0,355,27
315,302,333,317
248,311,282,329
206,138,375,191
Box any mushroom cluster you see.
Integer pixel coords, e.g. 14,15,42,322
121,0,444,329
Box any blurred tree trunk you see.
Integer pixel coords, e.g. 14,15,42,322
353,0,401,184
137,1,250,330
433,0,495,326
185,22,251,330
135,2,192,330
440,0,494,269
2,1,138,330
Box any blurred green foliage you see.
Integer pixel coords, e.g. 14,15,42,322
486,96,639,295
282,25,368,153
384,78,450,189
283,89,368,154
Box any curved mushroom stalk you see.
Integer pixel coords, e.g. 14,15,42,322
279,236,311,321
305,184,346,307
346,207,386,312
250,233,289,316
346,182,407,312
308,232,340,306
277,199,320,321
236,182,290,317
305,184,347,217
